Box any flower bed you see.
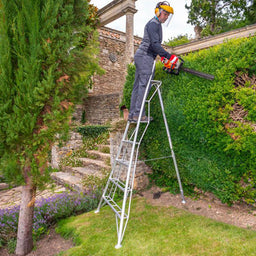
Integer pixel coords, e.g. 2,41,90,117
0,190,101,246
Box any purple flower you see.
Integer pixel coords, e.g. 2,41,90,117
0,189,101,243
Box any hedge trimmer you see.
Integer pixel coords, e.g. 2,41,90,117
161,56,215,81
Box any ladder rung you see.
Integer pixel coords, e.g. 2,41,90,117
116,159,133,167
110,178,131,193
122,139,139,145
103,195,128,219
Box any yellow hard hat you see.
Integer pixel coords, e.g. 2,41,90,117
155,1,174,17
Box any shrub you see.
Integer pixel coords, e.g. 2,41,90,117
121,36,256,205
164,34,191,47
77,125,110,138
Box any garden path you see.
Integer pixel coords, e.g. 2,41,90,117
0,185,67,209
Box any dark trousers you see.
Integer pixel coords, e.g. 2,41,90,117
129,51,155,118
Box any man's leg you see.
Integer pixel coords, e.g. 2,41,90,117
133,73,152,118
129,53,154,120
128,71,140,120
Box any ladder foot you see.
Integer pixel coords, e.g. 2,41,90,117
94,209,100,213
115,244,122,249
182,200,186,204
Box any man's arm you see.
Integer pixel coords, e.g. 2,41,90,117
147,22,171,59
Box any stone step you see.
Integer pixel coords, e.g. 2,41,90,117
87,150,110,161
69,131,83,140
68,167,107,179
51,172,84,192
96,144,110,153
0,183,9,191
78,158,111,171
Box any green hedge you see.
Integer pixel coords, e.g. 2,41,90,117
77,125,110,138
122,36,256,205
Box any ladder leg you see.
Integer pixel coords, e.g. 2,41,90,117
115,62,156,248
115,140,137,248
95,122,131,213
157,88,186,204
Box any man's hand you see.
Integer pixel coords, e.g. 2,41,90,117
161,55,181,70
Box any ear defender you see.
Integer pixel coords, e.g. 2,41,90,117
155,2,162,17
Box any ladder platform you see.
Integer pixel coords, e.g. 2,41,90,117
110,178,131,193
103,195,128,219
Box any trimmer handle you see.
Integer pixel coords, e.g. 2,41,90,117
163,56,184,75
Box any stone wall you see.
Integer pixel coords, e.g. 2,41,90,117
83,27,142,125
84,93,121,125
172,23,256,55
91,27,146,95
91,29,126,95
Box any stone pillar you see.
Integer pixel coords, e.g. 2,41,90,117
125,8,136,65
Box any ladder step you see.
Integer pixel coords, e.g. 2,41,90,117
116,159,133,167
122,139,139,145
103,195,128,219
110,178,131,193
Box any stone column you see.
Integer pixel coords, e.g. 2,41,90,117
125,8,137,65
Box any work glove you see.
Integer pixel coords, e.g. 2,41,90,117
161,55,181,70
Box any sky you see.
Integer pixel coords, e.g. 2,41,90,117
90,0,195,42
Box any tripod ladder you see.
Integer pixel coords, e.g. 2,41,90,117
95,61,185,248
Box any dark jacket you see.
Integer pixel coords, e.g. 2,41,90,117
137,17,171,59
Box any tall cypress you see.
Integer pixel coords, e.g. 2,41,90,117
0,0,100,254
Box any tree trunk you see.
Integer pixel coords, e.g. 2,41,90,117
211,0,216,33
15,177,36,256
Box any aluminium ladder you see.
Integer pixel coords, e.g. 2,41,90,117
95,61,185,249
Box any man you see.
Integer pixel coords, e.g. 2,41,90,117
128,1,180,122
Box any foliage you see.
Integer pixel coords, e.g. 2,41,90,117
0,191,101,247
0,1,102,253
244,0,256,24
57,198,256,256
164,34,191,47
0,0,102,187
77,125,110,138
122,36,256,205
185,0,248,35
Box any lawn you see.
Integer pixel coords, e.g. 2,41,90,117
56,197,256,256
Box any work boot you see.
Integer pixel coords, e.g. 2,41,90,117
133,116,153,122
128,115,134,122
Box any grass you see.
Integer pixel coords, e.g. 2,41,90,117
56,197,256,256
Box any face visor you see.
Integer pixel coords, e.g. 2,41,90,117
159,4,174,27
163,12,173,27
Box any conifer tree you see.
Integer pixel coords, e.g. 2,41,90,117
0,0,100,255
